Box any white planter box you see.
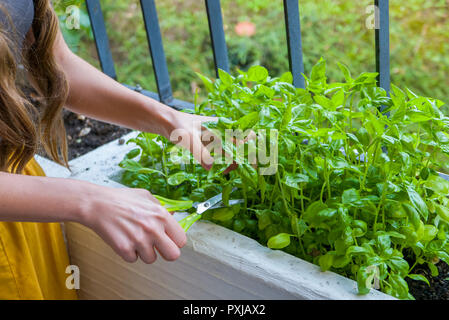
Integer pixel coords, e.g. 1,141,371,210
38,133,394,300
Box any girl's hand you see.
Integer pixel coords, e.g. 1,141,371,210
79,184,187,264
167,111,218,170
166,110,255,174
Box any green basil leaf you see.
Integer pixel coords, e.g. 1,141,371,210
337,62,352,82
310,57,326,82
402,203,421,230
167,172,192,186
319,252,335,271
421,225,438,242
423,174,449,195
236,111,259,130
247,66,268,83
212,208,235,221
267,233,293,249
195,72,214,92
342,188,360,205
257,210,272,230
435,204,449,224
388,274,409,299
436,251,449,265
407,274,430,286
218,68,234,87
407,186,429,220
124,148,140,159
427,262,439,277
346,246,370,257
387,257,409,276
279,71,293,84
283,173,309,189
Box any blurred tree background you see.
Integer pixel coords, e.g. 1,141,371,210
54,0,449,104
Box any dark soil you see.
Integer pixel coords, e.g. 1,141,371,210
63,110,131,160
407,261,449,300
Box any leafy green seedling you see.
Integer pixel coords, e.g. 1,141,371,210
120,58,449,300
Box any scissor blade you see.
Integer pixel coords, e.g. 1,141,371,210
196,192,225,214
209,199,244,210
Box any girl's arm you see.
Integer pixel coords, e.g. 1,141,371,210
0,171,187,263
53,31,215,169
0,14,210,266
0,172,87,223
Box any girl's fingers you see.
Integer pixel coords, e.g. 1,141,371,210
163,214,187,248
135,240,158,264
191,135,214,170
114,238,138,263
199,116,218,125
154,233,181,261
223,161,238,175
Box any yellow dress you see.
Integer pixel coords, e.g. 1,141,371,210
0,158,78,300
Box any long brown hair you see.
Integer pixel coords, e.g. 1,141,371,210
0,0,68,173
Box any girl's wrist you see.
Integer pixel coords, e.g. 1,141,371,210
143,99,178,139
69,180,100,226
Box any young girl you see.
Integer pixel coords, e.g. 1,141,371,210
0,0,215,299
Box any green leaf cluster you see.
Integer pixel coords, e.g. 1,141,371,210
120,59,449,299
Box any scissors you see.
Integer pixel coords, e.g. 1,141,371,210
179,187,244,232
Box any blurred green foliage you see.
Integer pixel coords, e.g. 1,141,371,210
54,0,449,104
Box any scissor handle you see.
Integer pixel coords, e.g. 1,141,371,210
179,213,202,232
